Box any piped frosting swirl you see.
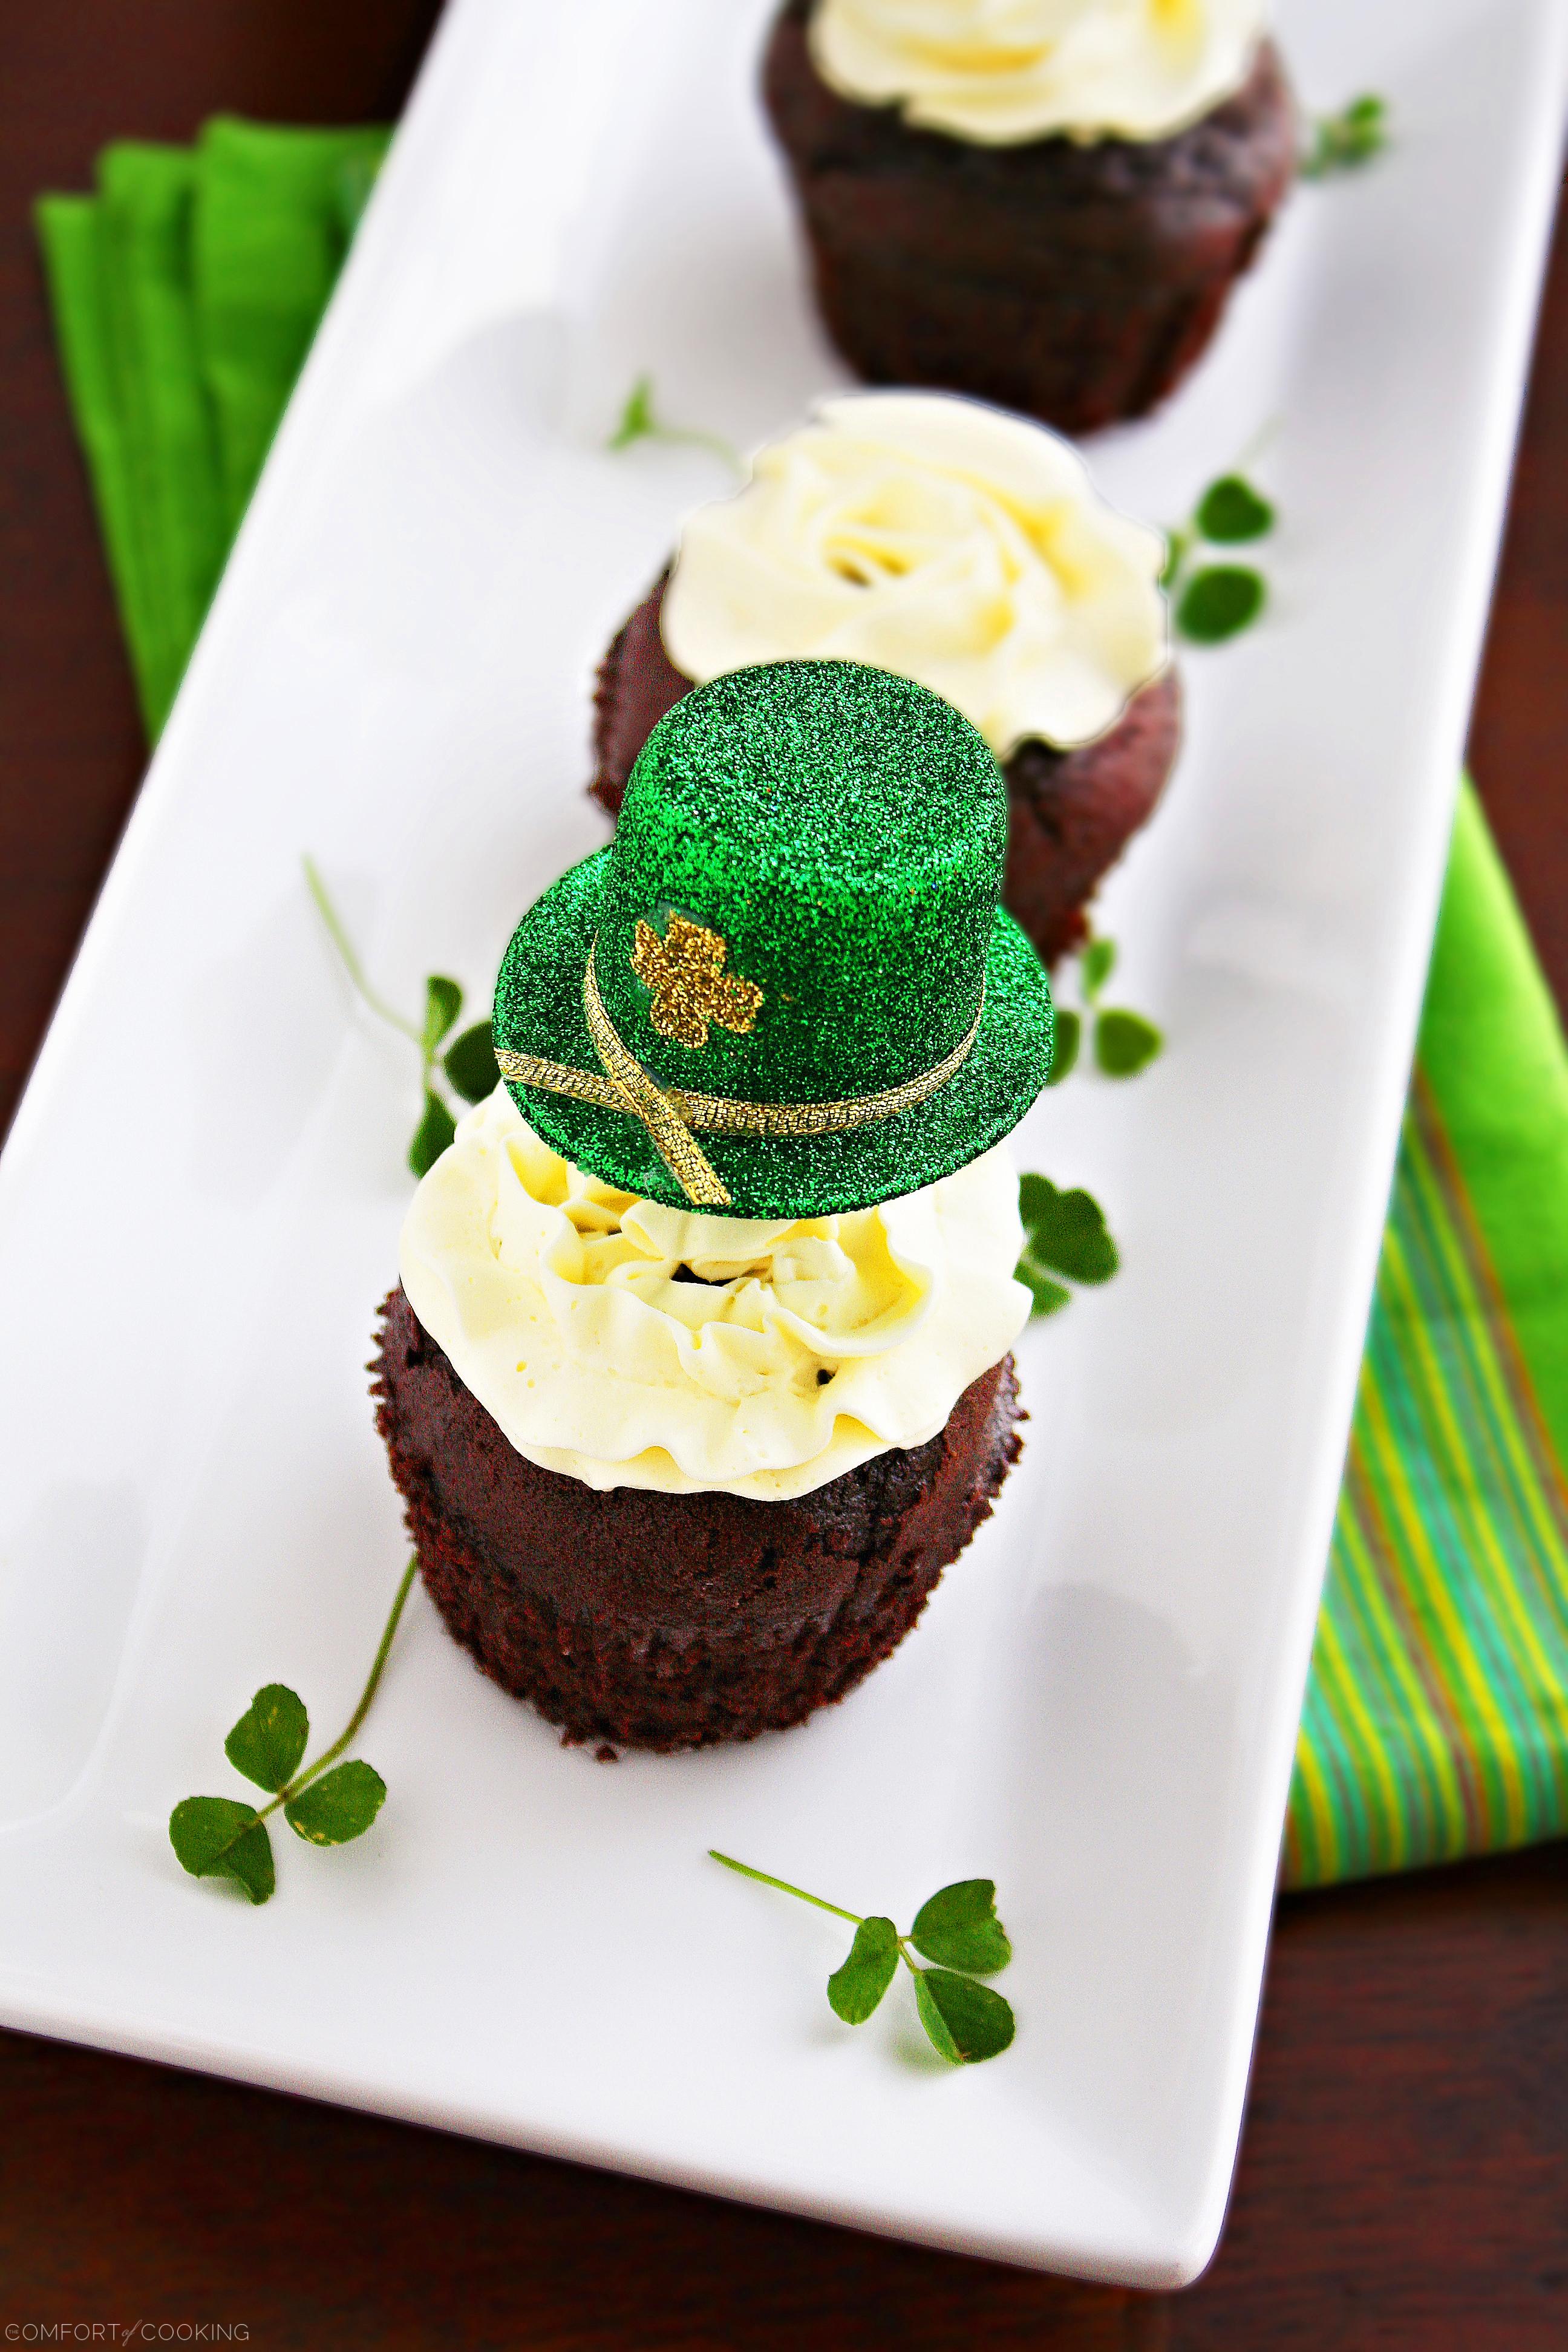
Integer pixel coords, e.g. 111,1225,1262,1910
808,0,1269,146
398,1087,1030,1500
661,391,1169,759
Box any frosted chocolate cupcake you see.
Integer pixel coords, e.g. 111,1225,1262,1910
593,392,1178,964
762,0,1296,434
374,661,1053,1750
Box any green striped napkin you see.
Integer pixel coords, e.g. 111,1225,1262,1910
36,122,1568,1891
1286,784,1568,1885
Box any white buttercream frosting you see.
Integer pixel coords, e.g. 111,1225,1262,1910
398,1087,1029,1501
808,0,1267,145
660,391,1169,758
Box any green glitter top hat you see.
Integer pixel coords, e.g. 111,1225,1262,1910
492,660,1054,1219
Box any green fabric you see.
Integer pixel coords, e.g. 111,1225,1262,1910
36,125,1568,1887
1417,785,1568,1466
1285,780,1568,1887
194,118,389,523
36,119,388,736
496,664,1056,1218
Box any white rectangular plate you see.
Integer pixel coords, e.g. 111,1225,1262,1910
2,0,1565,2288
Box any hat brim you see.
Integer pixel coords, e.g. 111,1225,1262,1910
494,847,1053,1218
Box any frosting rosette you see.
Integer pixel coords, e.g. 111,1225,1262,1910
399,1086,1029,1500
660,391,1169,757
808,0,1268,145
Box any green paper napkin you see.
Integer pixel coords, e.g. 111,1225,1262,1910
36,118,389,736
34,122,1568,1890
194,117,390,526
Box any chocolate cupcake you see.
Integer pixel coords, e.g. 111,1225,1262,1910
376,662,1053,1750
762,0,1296,435
592,392,1178,964
374,1230,1024,1751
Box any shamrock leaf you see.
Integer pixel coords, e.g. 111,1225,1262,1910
223,1685,309,1793
443,1019,501,1105
422,975,463,1057
913,1968,1016,2065
1045,938,1162,1094
607,372,658,451
828,1916,901,2024
1017,1264,1071,1319
284,1759,387,1847
909,1880,1011,1975
1177,566,1266,644
409,1088,457,1178
1304,95,1389,179
170,1561,416,1909
1045,1005,1080,1087
169,1797,276,1905
1080,937,1116,1004
1194,475,1275,544
1019,1174,1120,1285
1095,1010,1164,1078
1163,471,1277,630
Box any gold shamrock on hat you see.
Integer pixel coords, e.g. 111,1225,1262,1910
631,913,764,1051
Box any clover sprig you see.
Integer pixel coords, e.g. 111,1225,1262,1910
169,1560,417,1904
304,857,500,1175
1163,472,1276,645
1048,933,1164,1089
1016,1171,1120,1319
607,373,742,475
711,1852,1015,2063
1303,95,1390,180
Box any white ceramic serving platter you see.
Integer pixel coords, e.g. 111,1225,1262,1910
1,0,1565,2290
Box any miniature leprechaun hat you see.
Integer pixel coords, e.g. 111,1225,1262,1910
494,659,1054,1218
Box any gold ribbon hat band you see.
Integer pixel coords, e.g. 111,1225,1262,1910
495,942,984,1210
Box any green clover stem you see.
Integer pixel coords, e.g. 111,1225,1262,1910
658,424,743,473
607,374,743,477
708,1855,972,1971
249,1558,417,1828
304,856,424,1048
305,859,487,1174
707,1851,864,1927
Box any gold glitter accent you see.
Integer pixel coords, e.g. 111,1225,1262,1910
582,944,731,1207
630,913,763,1051
494,946,985,1207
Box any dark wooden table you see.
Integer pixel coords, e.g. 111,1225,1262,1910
3,8,1566,2344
